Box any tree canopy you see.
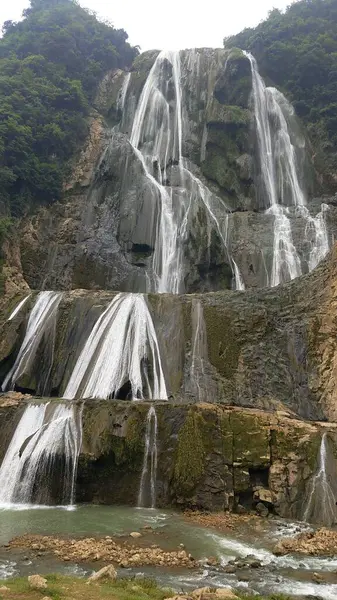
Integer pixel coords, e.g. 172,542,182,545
0,0,138,217
225,0,337,186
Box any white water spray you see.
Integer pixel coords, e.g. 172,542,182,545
138,405,158,508
63,293,167,400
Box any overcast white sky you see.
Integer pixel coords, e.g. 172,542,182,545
1,0,293,50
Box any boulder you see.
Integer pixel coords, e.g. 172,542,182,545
130,531,142,538
255,502,269,517
253,487,273,505
214,591,239,599
28,575,47,589
86,564,117,583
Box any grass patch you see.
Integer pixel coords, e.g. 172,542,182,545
0,574,295,600
0,574,171,600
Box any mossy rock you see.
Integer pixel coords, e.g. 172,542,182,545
231,412,270,467
202,145,241,194
172,407,206,496
132,50,160,72
202,304,241,379
214,51,252,108
206,99,251,127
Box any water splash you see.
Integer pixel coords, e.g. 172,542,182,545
302,433,337,526
63,293,167,400
138,405,158,508
7,294,31,321
2,291,62,393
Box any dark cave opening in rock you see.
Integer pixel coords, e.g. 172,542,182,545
249,467,269,488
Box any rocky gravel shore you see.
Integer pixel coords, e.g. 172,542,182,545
184,510,260,532
7,534,196,568
274,527,337,555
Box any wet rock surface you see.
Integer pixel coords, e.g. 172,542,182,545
274,527,337,556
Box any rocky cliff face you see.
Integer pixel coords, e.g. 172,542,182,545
2,48,336,294
1,245,337,420
1,394,336,522
1,48,337,523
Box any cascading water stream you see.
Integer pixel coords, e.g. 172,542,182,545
246,52,329,285
2,291,62,393
0,402,82,507
190,299,208,401
0,291,82,508
126,49,245,293
63,293,167,401
302,433,337,526
138,405,158,508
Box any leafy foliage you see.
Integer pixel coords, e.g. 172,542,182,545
0,0,137,216
225,0,337,184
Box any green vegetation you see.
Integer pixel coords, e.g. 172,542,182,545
225,0,337,184
0,574,294,600
0,574,171,600
0,0,137,217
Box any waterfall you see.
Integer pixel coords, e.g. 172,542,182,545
124,49,244,293
0,402,82,507
118,71,131,113
7,294,31,321
2,291,62,393
191,299,208,401
0,291,82,507
246,52,329,284
302,433,337,526
306,203,330,271
138,405,158,508
63,293,167,400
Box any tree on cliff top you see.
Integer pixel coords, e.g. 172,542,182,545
0,0,138,217
225,0,337,186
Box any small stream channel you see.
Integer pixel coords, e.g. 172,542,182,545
0,505,337,599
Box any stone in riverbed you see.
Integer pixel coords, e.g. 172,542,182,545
224,564,236,574
86,564,117,583
28,574,47,589
130,531,142,538
164,589,239,600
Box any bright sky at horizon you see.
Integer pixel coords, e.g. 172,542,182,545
0,0,294,51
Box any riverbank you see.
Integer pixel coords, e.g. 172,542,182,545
0,573,293,600
1,505,337,599
274,527,337,556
